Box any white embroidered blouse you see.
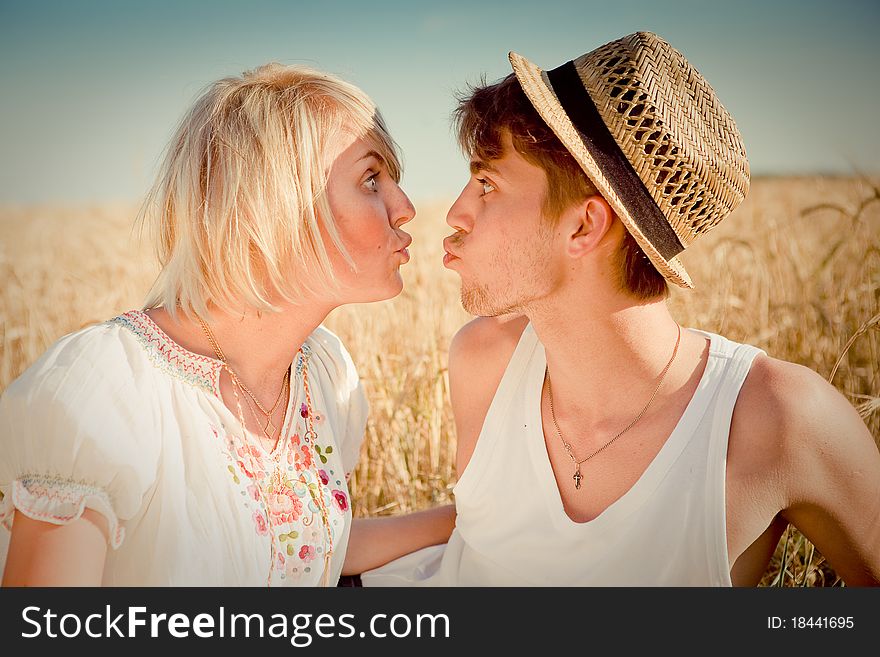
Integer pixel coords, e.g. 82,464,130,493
0,310,368,586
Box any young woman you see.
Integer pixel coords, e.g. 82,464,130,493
0,63,454,586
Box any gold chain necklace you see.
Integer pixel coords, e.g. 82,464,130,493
197,315,289,444
546,324,681,490
239,381,289,448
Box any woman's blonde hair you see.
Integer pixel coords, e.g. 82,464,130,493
140,62,402,318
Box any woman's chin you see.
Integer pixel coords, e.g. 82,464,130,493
379,275,405,301
346,275,404,304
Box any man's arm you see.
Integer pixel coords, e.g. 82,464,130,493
741,357,880,585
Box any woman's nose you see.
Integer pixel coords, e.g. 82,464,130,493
392,184,416,227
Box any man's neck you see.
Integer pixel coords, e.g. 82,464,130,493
525,288,685,427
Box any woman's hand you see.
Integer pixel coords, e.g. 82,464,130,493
342,504,456,576
2,509,109,586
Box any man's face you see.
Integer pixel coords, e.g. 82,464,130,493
443,133,560,316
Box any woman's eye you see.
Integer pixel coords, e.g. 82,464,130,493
364,172,379,192
477,178,495,196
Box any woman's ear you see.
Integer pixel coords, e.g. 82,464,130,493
565,195,615,259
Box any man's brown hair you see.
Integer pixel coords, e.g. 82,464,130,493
453,74,668,300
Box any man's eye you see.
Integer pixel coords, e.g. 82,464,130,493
477,178,495,196
364,173,379,191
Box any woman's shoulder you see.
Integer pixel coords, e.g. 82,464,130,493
307,324,350,358
0,315,165,539
4,312,154,404
305,325,359,388
304,326,367,474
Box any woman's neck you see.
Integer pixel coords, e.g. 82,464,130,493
146,299,333,393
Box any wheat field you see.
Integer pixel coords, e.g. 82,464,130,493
1,176,878,586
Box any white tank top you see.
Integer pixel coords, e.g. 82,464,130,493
362,324,764,586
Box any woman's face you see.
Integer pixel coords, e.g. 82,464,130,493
323,131,415,304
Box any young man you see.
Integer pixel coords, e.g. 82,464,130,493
363,32,880,586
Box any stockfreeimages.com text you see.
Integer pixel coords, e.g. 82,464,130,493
21,605,450,646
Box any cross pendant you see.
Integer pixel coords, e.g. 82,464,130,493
573,468,583,490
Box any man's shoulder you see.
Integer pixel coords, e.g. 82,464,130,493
736,354,844,437
449,314,530,372
729,352,867,478
447,315,531,477
729,351,880,585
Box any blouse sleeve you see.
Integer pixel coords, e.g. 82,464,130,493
307,327,369,477
0,324,160,549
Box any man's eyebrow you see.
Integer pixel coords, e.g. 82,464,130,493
469,160,498,175
357,150,386,166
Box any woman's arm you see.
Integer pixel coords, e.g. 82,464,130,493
341,504,456,576
2,509,108,586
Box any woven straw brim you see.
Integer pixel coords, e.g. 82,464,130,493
509,51,694,289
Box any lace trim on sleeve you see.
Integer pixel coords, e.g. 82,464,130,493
1,474,125,549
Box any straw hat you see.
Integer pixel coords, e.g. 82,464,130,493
509,31,750,288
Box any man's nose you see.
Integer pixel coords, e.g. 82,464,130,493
445,187,473,232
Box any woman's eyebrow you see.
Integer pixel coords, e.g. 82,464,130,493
356,150,386,166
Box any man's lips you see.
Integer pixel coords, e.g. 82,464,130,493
442,236,461,260
442,235,462,268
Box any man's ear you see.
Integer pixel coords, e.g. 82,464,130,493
565,195,615,259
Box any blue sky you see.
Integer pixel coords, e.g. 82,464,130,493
1,0,878,204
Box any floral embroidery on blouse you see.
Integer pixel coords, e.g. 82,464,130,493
111,311,349,584
209,346,346,584
299,544,317,562
212,422,345,582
